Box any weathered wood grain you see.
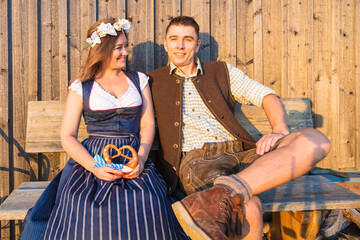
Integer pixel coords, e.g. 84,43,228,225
330,0,341,170
0,0,10,237
236,0,247,72
235,98,313,141
312,0,332,169
259,175,360,212
338,0,356,169
244,0,255,79
287,0,311,98
12,0,30,186
58,0,69,101
154,0,181,69
0,182,50,220
262,0,283,94
356,0,360,170
211,0,237,65
2,175,359,220
182,0,211,62
343,208,360,229
253,0,263,83
281,0,289,97
25,101,88,153
128,0,154,73
25,98,311,153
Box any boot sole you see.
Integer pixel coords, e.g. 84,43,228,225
172,201,212,240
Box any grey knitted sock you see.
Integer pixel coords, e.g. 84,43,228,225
214,175,253,203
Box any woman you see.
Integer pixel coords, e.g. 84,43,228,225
21,18,188,240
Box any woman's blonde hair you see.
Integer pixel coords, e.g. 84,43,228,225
78,18,128,82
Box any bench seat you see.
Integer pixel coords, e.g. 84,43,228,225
1,175,360,221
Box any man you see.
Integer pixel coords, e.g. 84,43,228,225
148,16,330,240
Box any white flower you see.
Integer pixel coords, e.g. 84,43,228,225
86,31,101,47
97,22,117,37
114,19,131,33
86,19,131,48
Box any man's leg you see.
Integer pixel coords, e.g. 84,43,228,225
241,196,263,240
234,128,331,196
173,128,330,239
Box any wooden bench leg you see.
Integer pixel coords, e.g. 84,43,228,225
269,210,322,240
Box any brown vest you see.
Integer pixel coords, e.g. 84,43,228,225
148,61,256,194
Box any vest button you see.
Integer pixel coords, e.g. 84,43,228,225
116,109,124,114
174,122,179,127
175,101,180,106
173,144,179,149
176,79,180,84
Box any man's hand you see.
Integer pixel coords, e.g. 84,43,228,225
256,132,288,155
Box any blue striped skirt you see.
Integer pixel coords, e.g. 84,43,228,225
41,136,189,240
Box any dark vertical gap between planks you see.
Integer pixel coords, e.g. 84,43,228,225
7,0,14,238
67,0,71,83
37,0,42,180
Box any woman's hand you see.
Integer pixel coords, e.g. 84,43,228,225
124,156,146,179
256,132,288,155
92,166,124,181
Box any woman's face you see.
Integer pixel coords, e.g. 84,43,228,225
107,33,129,70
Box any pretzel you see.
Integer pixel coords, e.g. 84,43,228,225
102,144,138,171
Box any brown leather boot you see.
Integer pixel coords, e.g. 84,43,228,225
172,185,244,240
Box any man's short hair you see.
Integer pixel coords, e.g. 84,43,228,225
165,16,200,39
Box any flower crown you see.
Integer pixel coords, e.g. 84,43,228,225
86,19,131,47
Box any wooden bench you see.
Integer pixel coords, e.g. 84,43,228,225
1,98,360,226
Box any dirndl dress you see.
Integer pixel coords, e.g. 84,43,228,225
20,72,189,240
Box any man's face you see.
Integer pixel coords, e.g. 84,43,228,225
164,25,201,69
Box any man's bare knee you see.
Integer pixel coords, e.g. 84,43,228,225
297,128,331,160
243,196,262,221
279,128,331,165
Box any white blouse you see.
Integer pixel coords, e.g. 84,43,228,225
69,72,149,110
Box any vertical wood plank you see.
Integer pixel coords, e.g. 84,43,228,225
281,0,289,97
253,0,264,83
338,0,356,169
330,0,341,169
245,0,255,78
41,0,54,101
27,0,41,187
210,0,237,65
127,0,154,73
27,0,38,101
79,1,97,76
58,0,68,101
182,0,211,62
0,0,9,238
306,0,313,100
356,0,360,169
262,0,283,93
236,0,247,72
69,0,81,82
12,0,30,188
312,0,333,168
154,0,181,69
98,0,126,20
287,0,310,98
40,0,61,180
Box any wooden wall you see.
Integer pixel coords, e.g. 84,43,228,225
0,0,359,238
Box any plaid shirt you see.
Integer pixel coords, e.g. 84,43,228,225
169,58,276,152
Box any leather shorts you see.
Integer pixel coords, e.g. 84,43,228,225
179,137,285,195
